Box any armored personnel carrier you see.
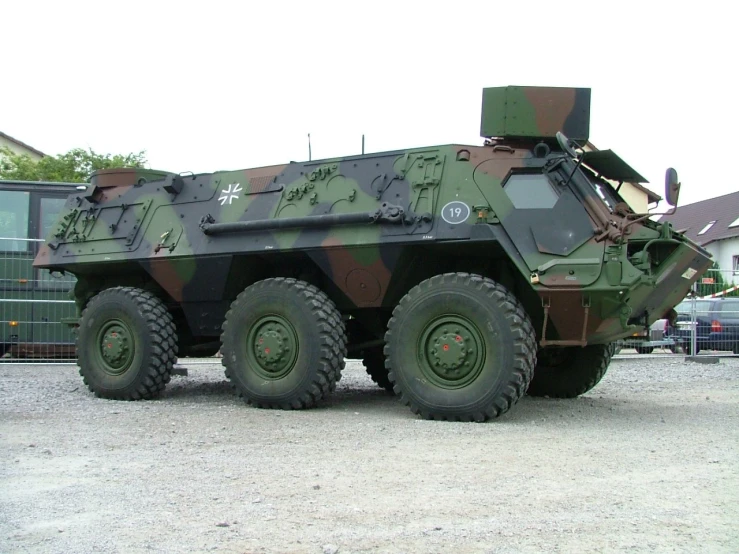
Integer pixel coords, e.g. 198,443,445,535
34,86,712,421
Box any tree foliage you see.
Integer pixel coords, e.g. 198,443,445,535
0,146,147,183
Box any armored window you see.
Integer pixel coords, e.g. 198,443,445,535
0,190,30,251
503,174,558,209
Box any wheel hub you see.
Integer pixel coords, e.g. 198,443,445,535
248,317,298,379
255,328,289,365
420,317,484,388
96,320,134,375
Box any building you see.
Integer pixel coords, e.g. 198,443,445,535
0,131,46,161
659,191,739,276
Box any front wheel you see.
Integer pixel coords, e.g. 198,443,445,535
385,273,536,422
527,344,611,398
77,287,177,399
635,345,654,355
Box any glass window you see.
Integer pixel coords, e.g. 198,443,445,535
697,221,716,235
676,300,711,314
39,197,68,240
36,196,76,290
717,300,739,313
504,174,558,209
0,190,30,251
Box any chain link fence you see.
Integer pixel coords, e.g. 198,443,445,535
0,237,77,363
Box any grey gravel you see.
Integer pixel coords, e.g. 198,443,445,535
1,354,738,553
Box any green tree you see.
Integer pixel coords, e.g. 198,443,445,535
0,146,147,183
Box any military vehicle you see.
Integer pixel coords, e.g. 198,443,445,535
33,86,712,421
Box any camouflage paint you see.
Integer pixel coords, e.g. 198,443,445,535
34,87,713,348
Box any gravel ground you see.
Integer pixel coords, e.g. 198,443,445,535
1,354,738,554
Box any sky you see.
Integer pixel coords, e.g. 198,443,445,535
3,1,736,208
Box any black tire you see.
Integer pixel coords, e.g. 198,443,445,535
635,345,654,355
77,287,177,400
684,343,701,355
221,278,346,409
527,344,611,398
362,347,394,392
385,273,536,422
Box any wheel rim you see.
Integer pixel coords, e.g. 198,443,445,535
246,314,299,380
95,319,135,375
417,315,485,389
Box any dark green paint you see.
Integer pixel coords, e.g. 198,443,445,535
32,86,712,357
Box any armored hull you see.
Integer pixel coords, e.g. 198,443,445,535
34,87,712,420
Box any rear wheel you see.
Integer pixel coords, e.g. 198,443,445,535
221,278,346,409
385,273,536,422
77,287,177,400
362,347,394,392
527,344,611,398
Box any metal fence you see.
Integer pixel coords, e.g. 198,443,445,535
672,268,739,356
619,268,739,356
0,237,77,362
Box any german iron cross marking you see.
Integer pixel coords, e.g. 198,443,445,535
218,183,243,205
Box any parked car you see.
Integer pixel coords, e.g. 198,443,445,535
620,317,679,354
671,298,739,354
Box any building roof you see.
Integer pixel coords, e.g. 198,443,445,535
658,190,739,246
0,131,47,158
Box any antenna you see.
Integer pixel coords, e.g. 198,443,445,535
362,134,365,155
308,133,312,161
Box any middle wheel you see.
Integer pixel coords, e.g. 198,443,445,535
385,273,537,422
221,278,346,409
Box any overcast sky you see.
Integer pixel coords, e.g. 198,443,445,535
3,1,736,208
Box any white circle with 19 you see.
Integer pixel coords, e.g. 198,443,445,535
441,201,471,224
